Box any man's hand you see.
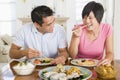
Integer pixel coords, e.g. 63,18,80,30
22,48,40,58
51,56,66,65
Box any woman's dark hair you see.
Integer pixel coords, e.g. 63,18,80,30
82,1,104,23
31,5,54,26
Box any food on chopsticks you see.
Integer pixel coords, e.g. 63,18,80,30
33,58,52,65
41,64,86,80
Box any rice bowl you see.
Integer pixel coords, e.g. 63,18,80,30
13,61,35,75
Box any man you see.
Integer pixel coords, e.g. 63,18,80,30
10,5,68,64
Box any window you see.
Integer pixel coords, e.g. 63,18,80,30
0,0,16,36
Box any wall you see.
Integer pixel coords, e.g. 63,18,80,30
15,0,72,44
15,0,69,33
65,0,76,46
114,0,120,59
15,0,51,32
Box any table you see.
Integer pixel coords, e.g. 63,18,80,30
0,60,120,80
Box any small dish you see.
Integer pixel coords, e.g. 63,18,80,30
30,57,53,66
71,58,99,67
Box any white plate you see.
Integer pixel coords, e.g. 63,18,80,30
71,58,99,67
39,66,92,80
30,57,53,66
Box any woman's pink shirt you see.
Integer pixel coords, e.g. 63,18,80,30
76,23,113,60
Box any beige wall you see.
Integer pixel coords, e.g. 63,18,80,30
114,0,120,59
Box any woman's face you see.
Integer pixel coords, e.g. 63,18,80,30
82,11,99,31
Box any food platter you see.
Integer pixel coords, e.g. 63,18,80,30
71,58,99,67
30,57,53,66
39,65,92,80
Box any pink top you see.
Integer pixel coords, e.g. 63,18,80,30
76,23,113,60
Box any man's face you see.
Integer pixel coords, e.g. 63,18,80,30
40,16,55,33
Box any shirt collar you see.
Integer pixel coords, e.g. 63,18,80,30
31,24,40,34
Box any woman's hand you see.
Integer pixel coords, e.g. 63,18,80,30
72,25,86,37
51,56,66,65
97,59,112,66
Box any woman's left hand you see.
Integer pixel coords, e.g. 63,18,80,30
97,59,112,66
51,56,66,65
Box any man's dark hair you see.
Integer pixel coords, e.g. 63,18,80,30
82,1,104,23
31,5,54,26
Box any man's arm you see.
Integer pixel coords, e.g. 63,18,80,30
9,43,40,59
9,43,25,59
58,47,69,61
51,47,69,64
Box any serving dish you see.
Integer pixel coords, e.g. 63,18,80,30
39,65,92,80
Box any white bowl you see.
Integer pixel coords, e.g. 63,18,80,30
13,62,35,75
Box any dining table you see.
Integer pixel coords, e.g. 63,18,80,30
0,59,120,80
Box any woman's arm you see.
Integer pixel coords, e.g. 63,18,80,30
69,34,80,58
69,25,86,58
98,33,114,65
105,33,114,61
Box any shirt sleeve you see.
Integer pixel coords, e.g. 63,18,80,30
58,26,68,48
13,28,25,47
106,24,113,38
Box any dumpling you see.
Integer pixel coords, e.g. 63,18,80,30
50,73,66,80
43,71,57,79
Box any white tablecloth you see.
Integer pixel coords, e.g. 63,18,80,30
0,64,15,80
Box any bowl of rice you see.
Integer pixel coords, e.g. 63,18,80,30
12,61,35,75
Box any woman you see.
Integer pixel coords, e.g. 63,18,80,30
69,1,114,65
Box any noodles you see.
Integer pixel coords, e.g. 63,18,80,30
66,67,81,75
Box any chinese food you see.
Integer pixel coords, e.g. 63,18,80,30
41,64,86,80
66,66,81,75
53,64,65,73
33,58,52,65
77,59,95,66
95,64,117,79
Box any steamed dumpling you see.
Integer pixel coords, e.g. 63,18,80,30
43,71,57,79
50,73,66,80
